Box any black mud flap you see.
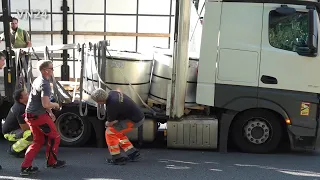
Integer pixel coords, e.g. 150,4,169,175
219,112,235,153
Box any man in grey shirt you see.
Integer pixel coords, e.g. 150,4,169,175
20,60,66,176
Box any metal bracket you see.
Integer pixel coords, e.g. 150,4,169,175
60,5,70,11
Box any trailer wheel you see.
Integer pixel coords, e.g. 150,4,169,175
231,109,282,153
55,111,92,147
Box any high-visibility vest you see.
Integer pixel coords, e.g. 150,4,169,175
13,28,27,48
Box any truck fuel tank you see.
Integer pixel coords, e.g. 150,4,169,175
125,118,158,143
167,115,218,149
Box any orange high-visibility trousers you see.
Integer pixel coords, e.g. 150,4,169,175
105,121,136,159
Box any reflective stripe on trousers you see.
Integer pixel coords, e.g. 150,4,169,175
105,121,136,158
4,129,33,153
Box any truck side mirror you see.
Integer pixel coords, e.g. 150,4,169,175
275,5,296,15
308,9,318,52
297,9,318,57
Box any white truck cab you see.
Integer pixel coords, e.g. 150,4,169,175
182,0,320,153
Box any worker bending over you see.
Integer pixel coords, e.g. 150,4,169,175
2,89,32,158
0,52,6,170
91,88,144,165
20,60,65,176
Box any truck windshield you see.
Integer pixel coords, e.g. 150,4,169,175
269,11,308,52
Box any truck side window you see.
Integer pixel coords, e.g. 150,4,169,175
269,10,308,52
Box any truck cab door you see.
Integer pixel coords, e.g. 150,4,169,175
259,4,320,129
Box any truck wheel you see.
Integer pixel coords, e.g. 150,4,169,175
55,111,92,147
231,109,282,153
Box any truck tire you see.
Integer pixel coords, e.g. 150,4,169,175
55,109,92,147
231,109,282,153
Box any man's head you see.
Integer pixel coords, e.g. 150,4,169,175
11,17,18,31
13,89,29,105
0,52,5,69
91,88,108,104
38,60,54,78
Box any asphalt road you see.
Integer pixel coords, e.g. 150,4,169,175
1,139,320,180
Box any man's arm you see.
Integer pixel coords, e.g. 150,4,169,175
15,108,29,131
23,30,31,47
46,108,53,114
19,123,29,131
41,82,59,109
46,108,56,120
105,105,118,127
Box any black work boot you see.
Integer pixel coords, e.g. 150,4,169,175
9,151,25,158
107,157,128,165
8,147,26,158
47,160,66,169
127,150,141,162
20,166,39,176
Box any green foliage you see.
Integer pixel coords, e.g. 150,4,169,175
269,12,308,52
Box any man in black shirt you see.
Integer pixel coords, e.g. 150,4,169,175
0,52,5,170
91,88,145,165
2,89,32,158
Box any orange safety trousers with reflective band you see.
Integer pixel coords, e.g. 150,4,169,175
105,121,135,157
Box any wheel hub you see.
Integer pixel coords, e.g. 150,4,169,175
57,113,84,143
244,119,270,145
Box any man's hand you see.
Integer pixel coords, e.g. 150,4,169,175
49,112,56,121
105,120,118,127
52,102,60,110
19,123,30,131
